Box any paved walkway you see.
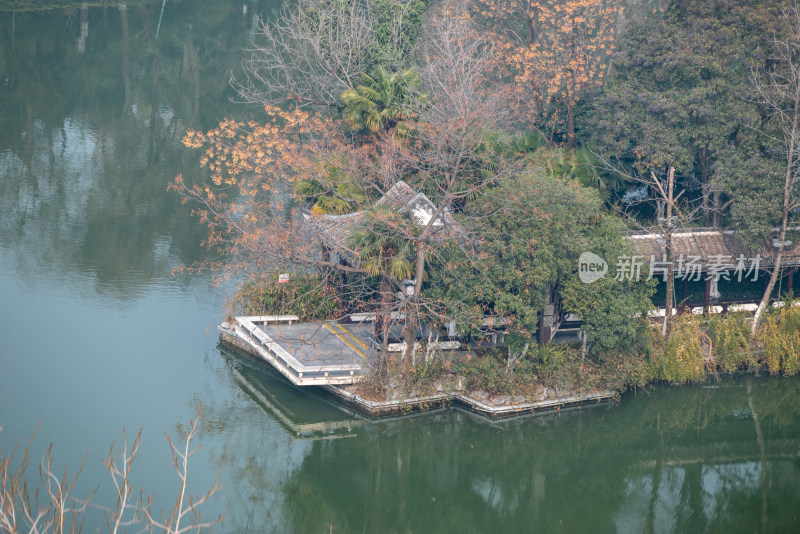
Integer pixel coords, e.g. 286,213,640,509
256,321,373,367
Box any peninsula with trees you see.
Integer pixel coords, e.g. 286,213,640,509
173,0,800,416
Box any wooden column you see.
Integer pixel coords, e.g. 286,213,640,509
321,243,331,285
538,284,554,345
703,278,711,314
337,258,347,317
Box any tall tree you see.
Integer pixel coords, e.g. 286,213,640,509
474,0,619,148
235,0,429,109
380,2,522,360
349,208,416,349
586,0,776,225
744,1,800,335
429,169,654,358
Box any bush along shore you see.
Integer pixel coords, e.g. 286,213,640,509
334,306,799,417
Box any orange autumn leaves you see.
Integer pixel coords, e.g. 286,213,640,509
181,107,322,195
475,0,618,108
171,105,390,276
171,107,335,270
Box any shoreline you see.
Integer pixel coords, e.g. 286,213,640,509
219,330,618,420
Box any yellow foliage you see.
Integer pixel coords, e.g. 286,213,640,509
652,314,706,384
706,313,753,372
758,306,800,375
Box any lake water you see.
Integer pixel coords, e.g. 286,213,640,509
1,2,800,533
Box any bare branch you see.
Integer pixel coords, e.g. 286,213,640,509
143,404,224,534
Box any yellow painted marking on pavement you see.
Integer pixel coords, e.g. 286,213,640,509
324,323,367,360
336,323,369,350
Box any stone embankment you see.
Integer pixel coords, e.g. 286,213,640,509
221,329,616,419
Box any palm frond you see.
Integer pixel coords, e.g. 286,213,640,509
389,257,414,280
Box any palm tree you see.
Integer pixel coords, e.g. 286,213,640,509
349,209,417,352
350,209,415,282
293,166,365,215
339,66,425,134
538,147,629,203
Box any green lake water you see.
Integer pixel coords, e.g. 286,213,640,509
1,2,799,532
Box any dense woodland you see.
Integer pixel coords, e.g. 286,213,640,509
175,0,800,392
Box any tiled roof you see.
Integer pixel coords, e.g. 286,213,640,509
627,227,800,268
306,211,364,252
304,181,463,253
376,180,417,208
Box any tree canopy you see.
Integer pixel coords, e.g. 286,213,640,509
583,0,781,225
428,169,653,357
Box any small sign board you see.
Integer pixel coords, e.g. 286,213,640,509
278,273,290,284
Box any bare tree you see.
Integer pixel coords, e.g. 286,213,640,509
415,2,513,126
644,167,682,336
142,409,224,534
749,1,800,335
389,2,523,358
594,157,697,336
234,0,426,109
0,408,222,534
0,425,94,534
101,429,143,534
235,0,372,107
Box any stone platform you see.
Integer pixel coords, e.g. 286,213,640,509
224,315,376,386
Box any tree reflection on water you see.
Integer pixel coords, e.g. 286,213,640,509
214,347,800,533
0,1,280,298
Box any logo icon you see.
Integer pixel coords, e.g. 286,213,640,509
578,252,607,284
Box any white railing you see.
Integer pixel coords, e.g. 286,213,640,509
234,316,362,386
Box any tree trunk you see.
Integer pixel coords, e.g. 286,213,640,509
712,190,721,228
376,274,391,354
566,99,575,150
662,167,675,336
403,243,427,365
402,303,416,367
336,258,347,317
751,241,784,336
662,232,674,335
566,56,576,150
701,183,710,227
752,49,800,335
698,147,710,226
320,243,331,287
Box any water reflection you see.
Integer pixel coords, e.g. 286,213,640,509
220,344,367,440
0,1,278,299
215,347,800,534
